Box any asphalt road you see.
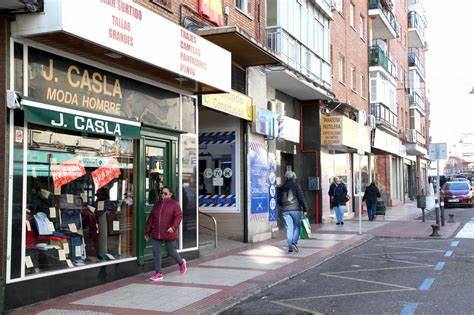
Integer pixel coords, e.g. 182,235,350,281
222,208,474,315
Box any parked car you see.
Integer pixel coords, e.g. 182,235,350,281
441,181,473,208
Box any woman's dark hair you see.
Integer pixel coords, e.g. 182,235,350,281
162,186,176,200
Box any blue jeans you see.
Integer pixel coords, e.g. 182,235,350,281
282,210,303,251
335,205,345,223
366,201,376,220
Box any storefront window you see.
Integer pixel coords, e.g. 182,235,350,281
181,136,197,249
353,154,370,194
182,96,196,134
14,42,23,93
198,130,238,211
23,125,135,276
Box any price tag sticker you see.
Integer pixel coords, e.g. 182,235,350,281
58,249,66,261
75,246,82,257
66,259,74,268
54,186,61,195
63,242,70,254
49,207,56,218
25,256,34,268
98,201,105,211
66,194,74,204
113,221,120,231
26,220,32,231
68,223,78,233
47,221,55,232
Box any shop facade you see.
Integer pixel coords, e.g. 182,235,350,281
4,0,230,308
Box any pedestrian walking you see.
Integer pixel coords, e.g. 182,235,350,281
328,177,338,216
277,171,308,253
328,177,348,225
145,186,187,281
363,182,381,221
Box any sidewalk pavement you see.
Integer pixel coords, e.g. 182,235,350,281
10,233,370,315
10,202,460,314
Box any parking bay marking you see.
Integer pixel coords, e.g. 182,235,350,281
400,302,418,315
434,262,445,271
419,278,435,291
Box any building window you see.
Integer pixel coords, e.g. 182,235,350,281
349,2,355,28
350,65,356,91
334,0,343,13
360,73,366,97
231,64,246,94
338,54,345,83
359,15,365,39
236,0,250,15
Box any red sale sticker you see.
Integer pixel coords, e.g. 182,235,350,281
92,158,121,190
51,156,86,188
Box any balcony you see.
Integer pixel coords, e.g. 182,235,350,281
409,91,426,115
408,50,425,80
368,0,401,40
370,45,397,80
408,11,426,48
405,129,427,155
371,102,398,134
265,26,333,100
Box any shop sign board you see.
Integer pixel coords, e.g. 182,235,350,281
429,143,447,160
201,90,253,121
22,100,141,139
252,107,278,138
373,129,403,156
321,116,370,152
278,116,300,143
12,0,231,93
27,48,181,130
51,156,86,188
92,158,122,190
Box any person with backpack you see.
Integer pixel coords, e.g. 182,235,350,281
277,171,308,253
363,182,381,221
145,186,187,281
328,177,348,225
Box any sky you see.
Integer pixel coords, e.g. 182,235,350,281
425,0,474,144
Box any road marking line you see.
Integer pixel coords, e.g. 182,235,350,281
444,250,453,257
326,265,434,275
323,273,415,290
419,278,435,291
450,241,459,247
278,289,414,302
400,302,418,315
456,220,474,239
270,300,322,315
434,262,445,271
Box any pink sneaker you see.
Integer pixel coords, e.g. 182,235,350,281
149,272,163,281
179,259,187,275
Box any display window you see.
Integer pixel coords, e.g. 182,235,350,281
198,130,239,212
16,124,135,278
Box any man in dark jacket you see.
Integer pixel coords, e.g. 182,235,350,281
363,182,381,221
329,177,348,225
277,171,308,253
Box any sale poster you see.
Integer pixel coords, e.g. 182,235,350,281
92,158,121,190
51,156,86,188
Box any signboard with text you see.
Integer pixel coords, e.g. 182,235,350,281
92,158,122,189
13,0,231,92
429,143,447,160
201,90,253,121
51,156,86,188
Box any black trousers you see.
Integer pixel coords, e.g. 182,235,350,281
152,239,183,273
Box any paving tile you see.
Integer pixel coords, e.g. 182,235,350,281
274,239,341,248
37,310,112,315
72,284,220,312
239,245,323,258
163,267,265,286
310,233,355,241
200,255,297,270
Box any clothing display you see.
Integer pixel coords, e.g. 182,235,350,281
33,212,54,236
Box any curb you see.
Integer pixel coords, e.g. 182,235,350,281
205,234,374,315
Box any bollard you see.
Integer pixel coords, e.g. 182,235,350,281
430,224,441,237
421,208,426,222
448,214,455,223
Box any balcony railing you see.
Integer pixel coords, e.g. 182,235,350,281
266,26,332,91
408,50,425,78
370,45,397,79
371,102,398,132
408,129,426,146
368,0,401,37
408,11,425,38
409,91,426,113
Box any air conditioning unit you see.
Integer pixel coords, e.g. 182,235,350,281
367,115,376,129
268,99,285,116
